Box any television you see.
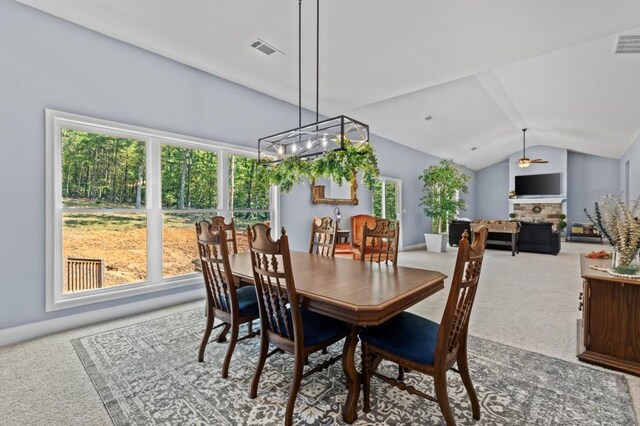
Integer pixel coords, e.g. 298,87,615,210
515,173,561,196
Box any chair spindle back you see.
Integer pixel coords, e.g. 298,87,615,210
248,224,301,342
436,226,488,362
211,216,238,254
196,220,237,314
309,217,337,256
360,219,400,265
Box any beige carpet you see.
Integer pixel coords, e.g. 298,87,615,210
0,241,637,425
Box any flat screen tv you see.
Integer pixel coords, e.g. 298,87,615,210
515,173,561,196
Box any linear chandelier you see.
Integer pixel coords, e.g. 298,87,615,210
258,0,370,164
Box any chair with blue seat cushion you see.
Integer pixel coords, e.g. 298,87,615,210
248,223,348,426
195,220,259,378
360,226,489,426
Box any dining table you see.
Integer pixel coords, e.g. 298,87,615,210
206,251,447,423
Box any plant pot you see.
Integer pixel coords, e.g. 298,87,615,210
424,233,448,252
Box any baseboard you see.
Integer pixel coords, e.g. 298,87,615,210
0,288,205,347
402,243,425,251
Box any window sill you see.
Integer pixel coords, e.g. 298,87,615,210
46,274,203,312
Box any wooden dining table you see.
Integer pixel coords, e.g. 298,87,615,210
206,251,447,423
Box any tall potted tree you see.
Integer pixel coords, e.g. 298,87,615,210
420,159,471,252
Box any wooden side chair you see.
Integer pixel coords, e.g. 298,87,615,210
360,226,489,426
247,224,348,426
308,216,337,256
358,218,400,265
195,220,259,378
211,215,238,254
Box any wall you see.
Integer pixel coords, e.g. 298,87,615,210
474,161,509,219
620,134,640,203
0,0,456,332
567,151,620,225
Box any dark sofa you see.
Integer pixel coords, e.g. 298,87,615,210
518,222,561,255
448,220,473,246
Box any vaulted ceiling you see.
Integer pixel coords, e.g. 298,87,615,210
15,0,640,169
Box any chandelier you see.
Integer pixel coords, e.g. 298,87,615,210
258,0,369,164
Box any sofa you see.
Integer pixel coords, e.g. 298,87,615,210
481,221,560,255
518,222,561,255
449,220,473,246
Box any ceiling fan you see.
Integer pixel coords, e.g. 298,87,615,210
517,128,548,168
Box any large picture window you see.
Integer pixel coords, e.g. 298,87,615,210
46,111,277,311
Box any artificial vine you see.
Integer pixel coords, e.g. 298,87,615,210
262,140,379,193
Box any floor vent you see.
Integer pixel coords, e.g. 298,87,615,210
615,34,640,54
250,38,283,56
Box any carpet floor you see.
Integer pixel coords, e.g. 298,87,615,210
72,309,634,426
1,241,639,425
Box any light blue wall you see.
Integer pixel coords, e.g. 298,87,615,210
620,134,640,203
0,0,458,330
567,151,620,225
475,161,509,219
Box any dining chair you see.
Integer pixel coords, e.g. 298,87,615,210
357,218,400,265
247,223,348,426
211,215,238,254
195,220,259,378
308,216,337,256
360,226,489,426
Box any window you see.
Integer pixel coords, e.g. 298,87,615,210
46,110,278,311
372,176,402,248
227,154,272,252
372,177,401,220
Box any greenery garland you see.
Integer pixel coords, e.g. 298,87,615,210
262,139,379,193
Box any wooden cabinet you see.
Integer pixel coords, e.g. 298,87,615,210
578,255,640,375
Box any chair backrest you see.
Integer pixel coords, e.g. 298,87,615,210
196,220,238,315
351,214,377,248
308,217,337,256
248,224,303,345
211,216,238,254
435,226,489,366
360,219,400,265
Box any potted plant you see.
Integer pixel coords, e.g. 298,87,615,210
419,159,471,252
558,213,567,234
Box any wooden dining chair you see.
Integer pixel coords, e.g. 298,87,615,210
211,215,238,254
357,218,400,265
308,216,337,256
247,223,348,426
360,226,489,426
195,220,259,378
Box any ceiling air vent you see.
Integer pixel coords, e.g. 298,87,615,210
615,34,640,54
250,38,283,56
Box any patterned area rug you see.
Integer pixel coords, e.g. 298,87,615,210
72,309,635,425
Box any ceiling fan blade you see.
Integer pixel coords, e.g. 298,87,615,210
530,159,548,163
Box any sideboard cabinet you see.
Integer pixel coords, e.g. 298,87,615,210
578,255,640,375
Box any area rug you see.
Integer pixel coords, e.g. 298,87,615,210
72,309,635,425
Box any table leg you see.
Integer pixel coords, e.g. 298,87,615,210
342,324,360,424
511,233,516,256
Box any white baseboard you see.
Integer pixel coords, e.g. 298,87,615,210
402,243,426,251
0,288,205,347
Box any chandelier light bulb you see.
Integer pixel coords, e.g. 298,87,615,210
307,139,312,149
278,146,284,155
292,143,298,153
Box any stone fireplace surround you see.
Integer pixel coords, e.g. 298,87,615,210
509,198,565,227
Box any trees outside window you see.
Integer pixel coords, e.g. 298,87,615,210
47,111,277,311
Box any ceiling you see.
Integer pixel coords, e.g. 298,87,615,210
15,0,640,169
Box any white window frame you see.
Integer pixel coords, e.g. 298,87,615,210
46,110,279,312
371,175,403,250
